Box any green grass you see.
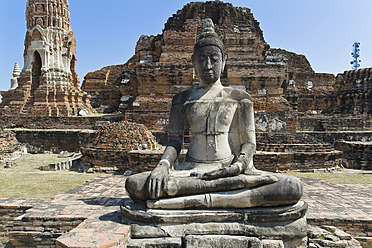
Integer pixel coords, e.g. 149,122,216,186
1,154,69,172
0,154,106,199
0,172,100,199
282,171,372,185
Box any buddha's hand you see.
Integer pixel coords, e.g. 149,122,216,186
148,160,169,199
192,162,242,180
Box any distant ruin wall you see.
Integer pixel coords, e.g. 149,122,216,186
335,141,372,170
0,116,105,130
298,115,372,132
11,129,97,153
300,131,372,144
326,68,372,115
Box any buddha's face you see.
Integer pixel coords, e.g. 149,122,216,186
192,45,225,85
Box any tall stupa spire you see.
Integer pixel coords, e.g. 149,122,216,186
0,0,91,116
23,0,78,87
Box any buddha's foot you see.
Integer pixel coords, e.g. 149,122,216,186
164,174,278,198
147,193,215,209
147,174,302,209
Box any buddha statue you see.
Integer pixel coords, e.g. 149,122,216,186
125,18,302,209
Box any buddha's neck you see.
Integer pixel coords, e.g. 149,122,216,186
198,79,223,97
199,79,222,89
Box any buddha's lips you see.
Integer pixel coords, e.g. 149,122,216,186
203,71,215,77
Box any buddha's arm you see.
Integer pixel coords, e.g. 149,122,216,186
198,142,255,180
148,93,185,199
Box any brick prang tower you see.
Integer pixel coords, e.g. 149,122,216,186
0,0,91,116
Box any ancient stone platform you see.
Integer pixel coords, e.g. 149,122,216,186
0,173,371,247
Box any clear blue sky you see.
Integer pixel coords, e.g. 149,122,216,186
0,0,371,92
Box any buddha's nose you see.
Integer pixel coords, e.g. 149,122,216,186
206,58,212,69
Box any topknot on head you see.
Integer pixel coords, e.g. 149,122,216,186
202,18,215,32
194,18,226,57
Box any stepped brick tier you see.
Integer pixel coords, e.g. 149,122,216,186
82,1,334,131
254,133,342,172
0,0,91,117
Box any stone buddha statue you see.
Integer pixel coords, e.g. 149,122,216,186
125,19,302,210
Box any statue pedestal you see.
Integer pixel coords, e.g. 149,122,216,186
120,199,308,248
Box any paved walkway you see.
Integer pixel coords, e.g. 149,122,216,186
1,173,371,247
302,177,372,221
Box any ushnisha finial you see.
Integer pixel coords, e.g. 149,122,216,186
194,18,226,57
202,18,215,32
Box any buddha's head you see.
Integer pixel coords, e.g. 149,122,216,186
192,18,227,86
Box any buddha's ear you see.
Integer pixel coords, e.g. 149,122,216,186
221,54,228,72
191,54,198,76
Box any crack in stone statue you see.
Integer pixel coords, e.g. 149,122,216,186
125,18,303,210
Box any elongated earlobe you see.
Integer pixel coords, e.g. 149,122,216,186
221,54,228,73
192,54,198,76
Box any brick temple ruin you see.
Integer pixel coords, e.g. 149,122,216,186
82,1,359,171
82,2,335,131
0,0,91,116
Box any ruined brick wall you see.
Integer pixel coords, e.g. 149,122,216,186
81,57,137,113
326,68,372,115
298,114,372,132
294,73,335,113
254,132,342,171
335,141,372,170
269,49,335,113
0,130,22,162
0,116,109,130
13,129,96,153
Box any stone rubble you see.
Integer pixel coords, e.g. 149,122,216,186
308,225,362,248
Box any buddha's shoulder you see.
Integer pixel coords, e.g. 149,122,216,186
172,89,193,105
222,87,252,102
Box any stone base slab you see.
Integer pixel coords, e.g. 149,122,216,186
121,200,308,248
127,235,307,248
121,199,307,224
